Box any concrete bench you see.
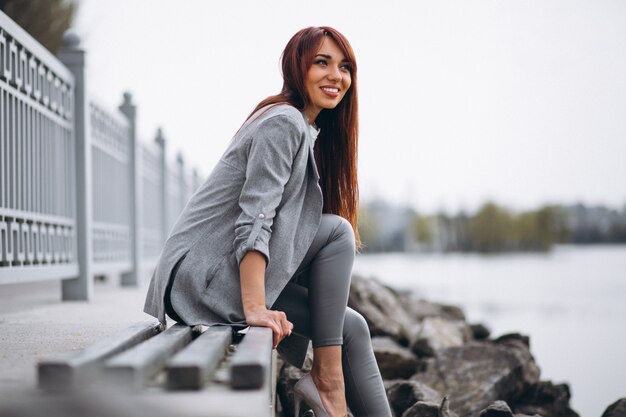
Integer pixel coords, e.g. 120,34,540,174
37,321,278,417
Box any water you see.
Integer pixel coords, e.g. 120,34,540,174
353,244,626,417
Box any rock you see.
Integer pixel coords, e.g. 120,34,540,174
409,317,473,357
439,397,457,417
372,336,419,379
512,381,580,417
480,401,514,417
411,340,540,417
493,334,542,396
402,397,458,417
349,274,415,345
386,380,442,417
602,398,626,417
470,323,491,340
402,401,440,417
398,292,466,322
478,401,541,417
495,333,530,347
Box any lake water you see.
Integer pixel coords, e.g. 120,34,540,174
353,245,626,417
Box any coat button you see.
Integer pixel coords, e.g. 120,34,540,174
258,213,265,219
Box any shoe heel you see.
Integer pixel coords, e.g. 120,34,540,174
293,373,331,417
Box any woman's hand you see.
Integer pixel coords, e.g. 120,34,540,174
239,250,292,348
244,305,294,348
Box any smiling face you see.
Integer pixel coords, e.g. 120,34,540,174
303,36,352,124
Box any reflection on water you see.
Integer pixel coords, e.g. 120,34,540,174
353,244,626,417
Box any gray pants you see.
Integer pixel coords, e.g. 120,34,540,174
272,214,392,417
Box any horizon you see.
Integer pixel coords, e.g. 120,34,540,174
360,195,626,216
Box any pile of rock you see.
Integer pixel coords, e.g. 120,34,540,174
277,274,626,417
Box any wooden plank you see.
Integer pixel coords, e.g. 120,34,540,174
104,323,194,390
230,326,273,390
166,326,232,390
37,320,162,390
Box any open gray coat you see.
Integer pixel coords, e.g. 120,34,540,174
143,103,323,366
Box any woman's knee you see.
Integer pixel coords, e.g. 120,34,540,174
323,214,356,252
343,308,371,343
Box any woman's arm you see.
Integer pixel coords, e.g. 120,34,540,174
233,113,303,267
233,112,303,347
240,250,293,348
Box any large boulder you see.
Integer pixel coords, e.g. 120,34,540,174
349,274,415,345
411,337,540,417
602,398,626,417
385,380,442,417
479,400,544,417
479,401,514,417
470,323,491,340
511,381,580,417
401,402,441,417
409,317,473,357
397,292,466,322
372,336,420,379
401,397,458,417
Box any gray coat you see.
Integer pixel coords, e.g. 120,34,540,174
143,103,323,366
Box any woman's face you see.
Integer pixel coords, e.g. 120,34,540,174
303,36,352,123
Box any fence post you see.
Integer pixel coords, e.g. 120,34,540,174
154,128,168,245
176,152,186,211
119,92,141,286
57,31,92,300
192,168,200,192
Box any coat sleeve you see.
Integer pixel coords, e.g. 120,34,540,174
233,114,304,267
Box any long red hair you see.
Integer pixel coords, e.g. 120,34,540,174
244,26,361,247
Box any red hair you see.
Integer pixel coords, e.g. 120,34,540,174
245,26,361,247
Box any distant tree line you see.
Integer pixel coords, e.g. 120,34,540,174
357,200,626,254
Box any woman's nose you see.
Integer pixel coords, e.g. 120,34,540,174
327,66,342,81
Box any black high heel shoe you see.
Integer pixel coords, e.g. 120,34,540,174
293,373,331,417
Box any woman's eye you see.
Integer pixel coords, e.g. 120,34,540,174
341,64,352,72
315,59,328,66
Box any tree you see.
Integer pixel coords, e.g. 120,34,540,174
468,202,514,253
0,0,77,54
412,215,434,245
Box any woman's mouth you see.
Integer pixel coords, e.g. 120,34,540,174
321,87,340,97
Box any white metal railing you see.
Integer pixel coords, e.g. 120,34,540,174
0,11,201,300
0,10,77,286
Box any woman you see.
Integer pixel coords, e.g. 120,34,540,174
144,26,392,417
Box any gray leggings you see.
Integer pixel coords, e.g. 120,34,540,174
271,214,392,417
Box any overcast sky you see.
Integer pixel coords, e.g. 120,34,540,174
75,0,626,214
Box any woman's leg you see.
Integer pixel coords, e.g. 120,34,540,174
341,309,391,417
274,285,392,416
272,214,391,416
302,214,354,348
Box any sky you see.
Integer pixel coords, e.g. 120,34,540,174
75,0,626,214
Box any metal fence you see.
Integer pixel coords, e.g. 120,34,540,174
0,11,201,300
